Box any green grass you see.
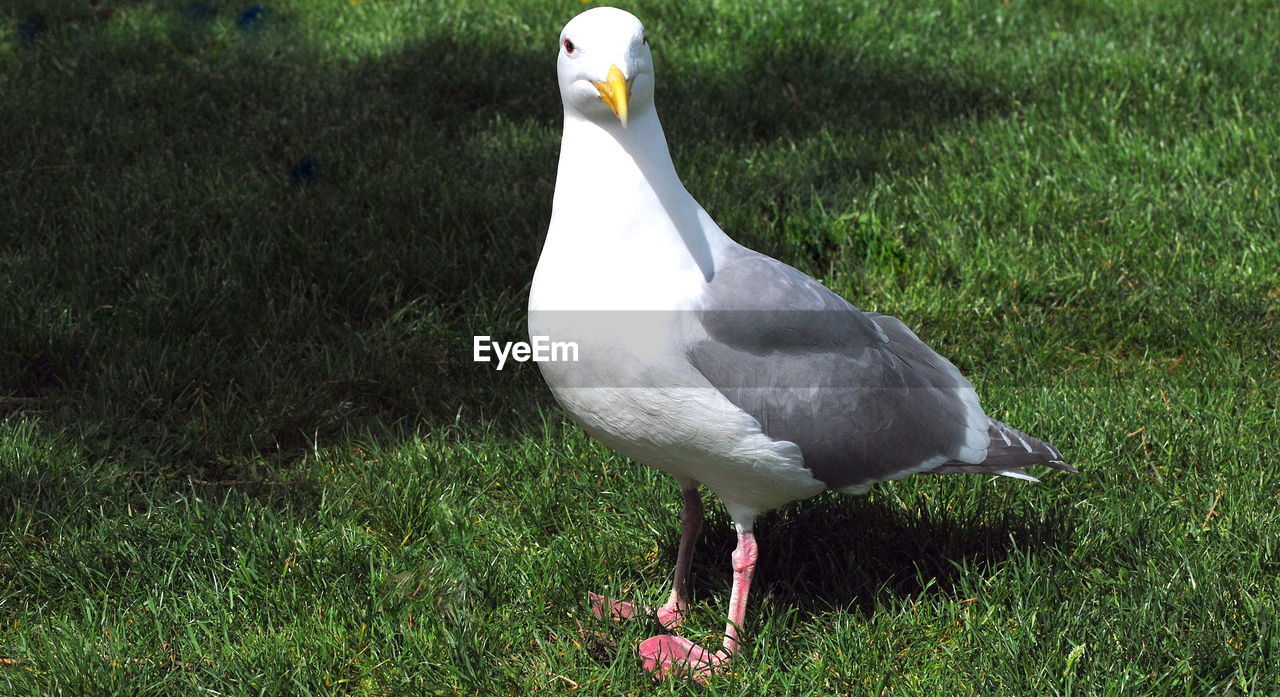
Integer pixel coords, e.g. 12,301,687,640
2,0,1278,694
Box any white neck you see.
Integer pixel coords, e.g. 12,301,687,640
533,107,733,311
552,108,684,215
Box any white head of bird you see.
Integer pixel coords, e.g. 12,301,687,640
557,7,654,129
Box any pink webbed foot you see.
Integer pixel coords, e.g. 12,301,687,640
589,592,687,629
589,591,639,622
638,634,728,683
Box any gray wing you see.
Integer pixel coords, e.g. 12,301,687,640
686,245,989,490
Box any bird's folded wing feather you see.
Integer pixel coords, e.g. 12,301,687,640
685,245,989,490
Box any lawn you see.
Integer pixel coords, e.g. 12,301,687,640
2,0,1277,694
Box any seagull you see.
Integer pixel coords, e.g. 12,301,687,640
528,7,1075,682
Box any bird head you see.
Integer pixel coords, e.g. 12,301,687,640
557,7,654,128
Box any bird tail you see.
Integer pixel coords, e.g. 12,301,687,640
930,418,1077,482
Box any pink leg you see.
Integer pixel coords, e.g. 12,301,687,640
590,484,703,629
639,526,758,683
720,528,758,655
657,486,703,627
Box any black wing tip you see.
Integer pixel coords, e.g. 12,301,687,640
1044,459,1079,474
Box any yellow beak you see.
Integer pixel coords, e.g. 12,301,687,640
592,64,631,127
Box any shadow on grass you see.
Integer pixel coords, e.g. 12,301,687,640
686,490,1073,613
1,2,1012,473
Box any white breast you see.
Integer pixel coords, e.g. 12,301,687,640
530,262,825,524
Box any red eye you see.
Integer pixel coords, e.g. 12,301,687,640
563,38,575,54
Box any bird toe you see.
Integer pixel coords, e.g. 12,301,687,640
638,634,726,683
588,591,639,622
655,600,688,630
